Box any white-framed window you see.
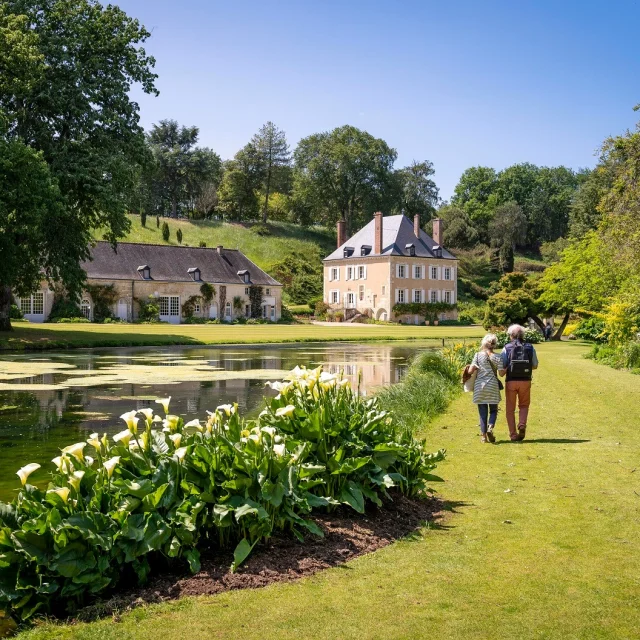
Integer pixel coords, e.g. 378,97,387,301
381,285,386,296
444,267,452,281
430,290,438,303
225,302,232,318
266,288,271,295
358,265,366,280
359,284,365,301
413,265,422,279
396,289,406,304
18,292,45,316
444,290,452,304
345,292,356,307
397,264,407,279
330,267,340,281
194,303,201,313
159,296,169,316
346,266,355,281
245,287,250,295
430,266,438,280
19,297,31,315
330,290,339,304
270,306,276,320
413,289,423,303
80,300,91,320
170,297,180,316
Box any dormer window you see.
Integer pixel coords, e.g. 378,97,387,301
432,245,442,258
360,245,372,256
137,265,151,280
405,243,416,257
187,267,201,281
343,246,354,258
238,269,250,284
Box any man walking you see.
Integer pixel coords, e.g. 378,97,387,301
499,324,538,441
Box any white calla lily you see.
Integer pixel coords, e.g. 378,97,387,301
16,463,40,486
184,418,201,430
273,443,286,457
103,456,121,479
174,447,188,462
87,433,101,451
69,470,85,492
169,433,182,448
260,426,276,437
47,486,70,504
138,408,154,422
275,405,296,418
62,442,86,461
155,397,171,414
85,456,95,467
52,455,70,474
162,415,180,433
216,403,234,416
120,410,139,434
113,429,132,447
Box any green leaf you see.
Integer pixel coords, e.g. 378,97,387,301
51,543,96,578
141,483,169,511
231,538,254,572
340,481,365,513
184,548,201,574
167,536,180,558
261,480,285,507
11,531,49,563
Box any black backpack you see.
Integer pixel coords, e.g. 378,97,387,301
508,341,533,380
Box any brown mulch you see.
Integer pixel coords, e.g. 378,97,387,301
78,494,444,621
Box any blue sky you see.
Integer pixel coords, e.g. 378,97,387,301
119,0,640,200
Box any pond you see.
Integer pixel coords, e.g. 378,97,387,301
0,341,431,500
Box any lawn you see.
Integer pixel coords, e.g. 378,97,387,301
0,322,484,351
16,342,640,639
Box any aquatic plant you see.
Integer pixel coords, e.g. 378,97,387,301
0,366,443,623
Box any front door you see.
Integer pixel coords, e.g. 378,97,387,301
209,302,218,319
117,299,128,321
159,296,181,324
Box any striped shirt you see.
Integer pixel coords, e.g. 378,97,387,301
471,350,502,405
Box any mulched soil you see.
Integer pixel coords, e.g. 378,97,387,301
78,494,443,621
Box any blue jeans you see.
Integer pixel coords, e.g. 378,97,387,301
478,404,498,434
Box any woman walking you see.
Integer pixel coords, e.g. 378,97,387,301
469,334,503,443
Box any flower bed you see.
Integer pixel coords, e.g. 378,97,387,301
0,366,443,623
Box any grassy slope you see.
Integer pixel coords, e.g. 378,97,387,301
19,342,640,639
0,323,484,351
103,215,336,272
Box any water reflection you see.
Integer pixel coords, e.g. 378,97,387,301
0,342,427,498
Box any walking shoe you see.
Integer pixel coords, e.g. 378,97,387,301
486,426,496,443
480,435,488,443
517,426,526,441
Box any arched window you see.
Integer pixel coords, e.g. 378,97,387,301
225,302,232,318
80,300,91,320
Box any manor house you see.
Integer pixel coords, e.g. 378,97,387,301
15,242,282,324
323,213,458,323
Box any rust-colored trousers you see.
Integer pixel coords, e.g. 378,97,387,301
505,380,531,439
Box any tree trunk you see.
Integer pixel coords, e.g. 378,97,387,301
171,196,177,218
531,315,546,333
0,286,13,332
552,312,570,341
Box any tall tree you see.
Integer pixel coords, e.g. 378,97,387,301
293,125,397,234
489,202,527,272
435,204,479,249
0,0,157,330
252,121,291,223
451,166,499,233
217,143,263,221
394,160,439,224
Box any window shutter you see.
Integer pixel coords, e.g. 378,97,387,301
396,264,400,278
405,289,409,303
421,289,425,302
363,266,367,280
395,288,399,303
428,266,433,280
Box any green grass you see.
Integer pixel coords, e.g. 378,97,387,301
15,342,640,639
0,322,484,352
102,215,335,272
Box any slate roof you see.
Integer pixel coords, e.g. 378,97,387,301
324,214,456,261
82,242,281,286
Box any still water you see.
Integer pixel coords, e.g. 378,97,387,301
0,341,430,500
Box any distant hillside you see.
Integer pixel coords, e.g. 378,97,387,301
99,215,335,272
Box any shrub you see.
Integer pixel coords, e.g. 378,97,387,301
279,306,295,323
49,317,90,323
314,301,330,319
161,221,170,242
84,284,117,323
198,241,207,248
252,223,271,236
9,305,23,320
513,259,546,273
136,296,160,322
48,296,82,322
495,329,541,348
156,215,160,228
573,317,606,342
0,368,444,623
140,211,146,227
334,311,344,322
176,228,183,244
458,278,489,300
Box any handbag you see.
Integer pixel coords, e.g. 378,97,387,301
487,353,504,390
462,365,477,393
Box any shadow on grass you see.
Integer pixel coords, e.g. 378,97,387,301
75,495,466,623
495,438,590,445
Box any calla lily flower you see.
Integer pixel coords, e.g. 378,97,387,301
155,397,171,414
87,433,102,451
138,408,154,422
85,456,95,467
162,415,180,433
152,414,163,423
62,442,86,461
261,426,276,437
273,443,286,457
120,410,139,434
184,418,202,431
319,372,337,384
174,447,188,462
275,405,296,418
113,429,132,447
52,455,70,474
69,470,85,492
216,403,235,416
103,456,121,479
16,463,40,486
169,433,182,448
48,486,70,504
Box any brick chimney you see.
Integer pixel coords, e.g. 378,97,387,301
336,219,346,248
414,214,421,238
432,218,443,246
374,211,383,254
